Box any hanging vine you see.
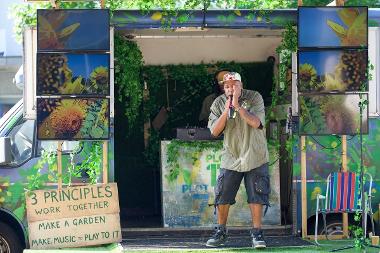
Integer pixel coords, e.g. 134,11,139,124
114,34,144,134
265,23,297,161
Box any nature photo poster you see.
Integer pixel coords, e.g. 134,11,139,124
299,93,368,135
37,98,110,140
298,49,368,92
37,53,110,96
298,7,368,48
37,9,110,51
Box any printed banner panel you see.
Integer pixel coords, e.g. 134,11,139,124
161,141,281,227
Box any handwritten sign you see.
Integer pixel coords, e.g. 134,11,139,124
26,183,121,249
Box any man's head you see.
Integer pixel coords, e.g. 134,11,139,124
214,69,230,94
222,72,242,96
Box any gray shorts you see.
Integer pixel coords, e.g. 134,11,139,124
215,163,270,206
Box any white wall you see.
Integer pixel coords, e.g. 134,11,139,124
132,30,282,65
0,0,23,56
369,27,380,116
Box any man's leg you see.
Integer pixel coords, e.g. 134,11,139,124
244,163,270,249
217,204,230,225
206,169,243,247
249,203,263,229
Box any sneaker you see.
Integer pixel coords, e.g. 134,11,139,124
251,228,266,249
206,225,227,247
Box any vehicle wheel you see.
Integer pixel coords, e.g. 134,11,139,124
317,218,344,236
0,221,23,253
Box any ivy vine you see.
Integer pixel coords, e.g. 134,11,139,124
74,141,103,185
266,23,297,163
114,34,144,135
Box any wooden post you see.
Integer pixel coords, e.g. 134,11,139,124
57,141,63,190
100,0,105,8
103,141,108,184
50,0,58,9
327,0,345,6
100,0,108,185
341,135,349,238
301,136,307,238
298,0,303,6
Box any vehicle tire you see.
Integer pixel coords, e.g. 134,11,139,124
318,218,344,236
0,221,23,253
317,216,374,236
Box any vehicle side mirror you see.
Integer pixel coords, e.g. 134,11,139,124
0,137,12,165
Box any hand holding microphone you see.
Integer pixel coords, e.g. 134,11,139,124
228,95,235,119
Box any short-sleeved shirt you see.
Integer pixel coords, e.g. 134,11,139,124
208,89,269,172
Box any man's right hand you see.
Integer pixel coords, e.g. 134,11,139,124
224,96,232,114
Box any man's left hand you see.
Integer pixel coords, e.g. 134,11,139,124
232,81,242,108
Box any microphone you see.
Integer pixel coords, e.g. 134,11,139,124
228,95,235,119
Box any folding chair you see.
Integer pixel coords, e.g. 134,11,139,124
314,171,375,245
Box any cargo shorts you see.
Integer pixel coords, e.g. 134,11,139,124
214,163,270,206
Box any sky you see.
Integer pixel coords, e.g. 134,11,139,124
66,54,109,78
299,50,340,76
298,7,366,48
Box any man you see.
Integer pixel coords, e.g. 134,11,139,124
198,69,230,127
206,72,270,248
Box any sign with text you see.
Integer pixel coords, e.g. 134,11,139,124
26,183,121,249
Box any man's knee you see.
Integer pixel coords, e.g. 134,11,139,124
214,169,241,205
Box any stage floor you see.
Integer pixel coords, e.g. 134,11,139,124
121,226,312,250
122,235,312,249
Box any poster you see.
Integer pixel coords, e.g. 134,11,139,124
299,93,368,135
37,9,110,51
298,49,368,92
160,141,281,227
37,53,110,96
298,7,368,48
37,98,110,140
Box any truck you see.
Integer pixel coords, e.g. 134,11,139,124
1,7,380,253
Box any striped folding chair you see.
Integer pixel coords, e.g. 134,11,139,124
314,172,375,245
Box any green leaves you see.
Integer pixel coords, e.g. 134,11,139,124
115,35,144,136
79,100,108,139
75,142,102,184
91,128,104,138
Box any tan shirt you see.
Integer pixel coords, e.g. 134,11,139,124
208,89,269,172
